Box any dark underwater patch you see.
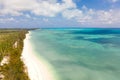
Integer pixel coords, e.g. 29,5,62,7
85,38,120,45
74,36,120,47
74,36,84,40
69,29,120,35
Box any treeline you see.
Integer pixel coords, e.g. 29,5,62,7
0,30,29,80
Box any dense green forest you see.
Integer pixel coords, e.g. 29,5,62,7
0,30,29,80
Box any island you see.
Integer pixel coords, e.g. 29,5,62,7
0,29,30,80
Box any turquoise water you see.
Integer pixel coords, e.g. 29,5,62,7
29,28,120,80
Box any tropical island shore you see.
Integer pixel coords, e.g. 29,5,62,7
0,29,30,80
21,31,56,80
0,29,56,80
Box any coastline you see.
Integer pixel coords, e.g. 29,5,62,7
21,31,57,80
0,30,29,80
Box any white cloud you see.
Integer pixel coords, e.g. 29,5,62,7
0,17,15,23
0,0,120,26
112,0,118,2
107,0,119,3
62,7,120,25
31,0,76,17
0,0,76,17
25,14,31,18
62,9,83,19
43,18,49,22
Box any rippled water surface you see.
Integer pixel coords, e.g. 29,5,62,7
29,28,120,80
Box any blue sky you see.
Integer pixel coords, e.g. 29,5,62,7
0,0,120,28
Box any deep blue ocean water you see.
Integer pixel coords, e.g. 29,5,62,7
28,28,120,80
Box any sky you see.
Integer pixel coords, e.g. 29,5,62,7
0,0,120,28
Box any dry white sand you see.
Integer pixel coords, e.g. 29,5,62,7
21,33,57,80
0,56,9,66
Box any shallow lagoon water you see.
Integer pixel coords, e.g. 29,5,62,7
28,28,120,80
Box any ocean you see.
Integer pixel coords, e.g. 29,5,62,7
25,28,120,80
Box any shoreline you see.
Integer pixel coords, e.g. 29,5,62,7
21,32,56,80
0,30,29,80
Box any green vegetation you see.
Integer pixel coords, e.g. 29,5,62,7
0,30,29,80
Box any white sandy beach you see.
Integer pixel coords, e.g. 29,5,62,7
21,32,56,80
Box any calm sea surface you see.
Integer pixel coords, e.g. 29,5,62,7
28,28,120,80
